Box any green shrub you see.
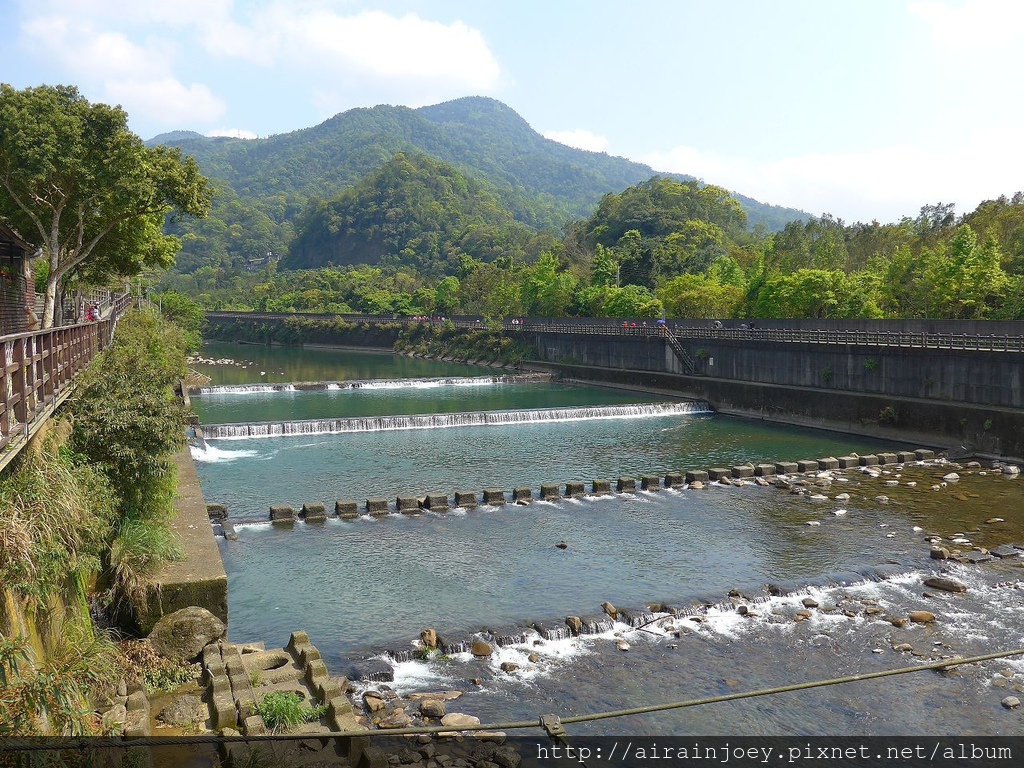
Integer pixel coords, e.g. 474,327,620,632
253,692,327,732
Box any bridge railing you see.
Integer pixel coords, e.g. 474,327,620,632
0,293,132,467
509,321,1024,352
203,312,1024,353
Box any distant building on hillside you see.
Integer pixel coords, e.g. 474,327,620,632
0,221,36,335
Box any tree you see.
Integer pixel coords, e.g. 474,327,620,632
0,85,211,327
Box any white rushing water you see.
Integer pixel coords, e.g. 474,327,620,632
202,401,713,439
195,375,519,395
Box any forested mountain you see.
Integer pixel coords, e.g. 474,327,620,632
150,96,806,274
284,152,556,275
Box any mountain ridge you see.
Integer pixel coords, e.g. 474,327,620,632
148,95,807,231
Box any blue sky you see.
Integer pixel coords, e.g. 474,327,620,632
3,0,1022,224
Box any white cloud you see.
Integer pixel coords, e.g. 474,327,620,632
643,135,1024,224
105,78,226,126
207,128,258,139
15,2,503,130
908,0,1024,47
544,129,610,153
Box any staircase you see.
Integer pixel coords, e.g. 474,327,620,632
663,327,698,374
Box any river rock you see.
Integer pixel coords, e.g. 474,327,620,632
930,547,949,560
420,629,438,649
1001,696,1021,709
1003,465,1021,475
379,709,413,729
943,472,960,482
923,576,967,593
147,607,226,661
802,597,819,609
565,616,582,635
616,640,631,651
909,610,936,624
500,662,519,673
441,713,481,728
157,694,206,727
363,691,387,712
555,540,569,549
601,601,618,619
471,640,493,658
528,652,539,663
419,699,446,718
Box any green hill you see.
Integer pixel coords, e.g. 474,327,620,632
285,152,553,275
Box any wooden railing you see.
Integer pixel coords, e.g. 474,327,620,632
0,293,132,469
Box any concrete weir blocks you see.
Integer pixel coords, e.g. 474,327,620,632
617,477,637,493
454,491,478,508
915,448,936,460
877,452,898,465
707,468,731,481
754,464,776,477
817,457,840,470
564,482,585,498
731,465,755,479
641,475,662,490
859,455,880,466
775,462,799,475
365,498,389,516
269,505,295,524
482,488,506,505
335,500,359,519
796,460,819,473
396,495,419,513
513,486,532,503
685,470,709,484
665,472,684,488
592,479,612,495
421,493,449,511
540,483,560,501
837,456,860,468
300,503,326,522
896,451,917,463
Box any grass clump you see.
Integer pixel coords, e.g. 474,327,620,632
253,692,327,732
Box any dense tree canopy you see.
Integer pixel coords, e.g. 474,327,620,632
0,84,211,326
283,152,556,277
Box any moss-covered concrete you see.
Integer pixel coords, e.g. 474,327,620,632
137,447,227,635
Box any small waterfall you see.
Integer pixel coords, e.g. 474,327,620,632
193,374,550,396
579,614,614,635
532,622,571,641
484,626,532,647
437,635,471,655
346,657,394,683
617,607,661,628
194,383,295,395
202,401,712,440
381,646,421,664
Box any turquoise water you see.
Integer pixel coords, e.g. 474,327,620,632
191,341,489,385
190,380,673,424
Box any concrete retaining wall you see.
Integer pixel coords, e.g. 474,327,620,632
528,332,1024,408
136,447,228,634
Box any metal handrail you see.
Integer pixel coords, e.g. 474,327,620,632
202,312,1024,353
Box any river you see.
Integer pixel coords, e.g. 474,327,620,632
188,342,1024,736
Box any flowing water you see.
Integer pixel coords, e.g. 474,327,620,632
188,343,1024,736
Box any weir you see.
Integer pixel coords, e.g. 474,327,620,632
189,373,553,396
199,400,712,439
